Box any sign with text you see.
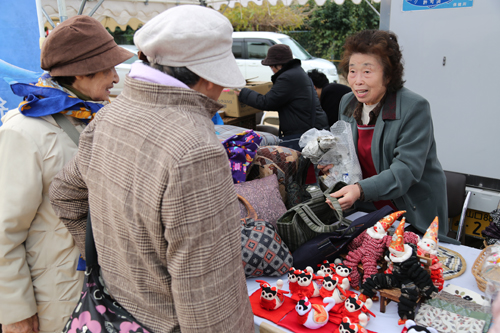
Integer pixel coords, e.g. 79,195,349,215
403,0,473,11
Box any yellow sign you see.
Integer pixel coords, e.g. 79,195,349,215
451,209,492,239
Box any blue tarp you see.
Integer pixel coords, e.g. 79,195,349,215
0,0,43,125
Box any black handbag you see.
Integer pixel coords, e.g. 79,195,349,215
239,194,294,278
292,205,394,270
62,212,150,333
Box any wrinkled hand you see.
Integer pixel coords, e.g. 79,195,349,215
3,314,39,333
326,184,360,211
317,164,333,175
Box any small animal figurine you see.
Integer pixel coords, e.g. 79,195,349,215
295,297,336,329
335,317,368,333
256,280,289,311
317,260,334,277
330,262,352,290
279,267,301,295
331,295,374,326
319,275,352,313
295,271,322,299
403,320,438,333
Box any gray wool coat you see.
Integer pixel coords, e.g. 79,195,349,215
339,87,459,245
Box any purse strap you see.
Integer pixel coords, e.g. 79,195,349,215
292,183,352,233
52,113,80,146
85,211,99,267
237,194,258,220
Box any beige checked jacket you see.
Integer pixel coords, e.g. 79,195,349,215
50,76,254,333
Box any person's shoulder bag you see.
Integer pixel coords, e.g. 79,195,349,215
62,212,151,333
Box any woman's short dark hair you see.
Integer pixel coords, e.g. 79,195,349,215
340,30,405,94
148,63,200,87
308,69,329,89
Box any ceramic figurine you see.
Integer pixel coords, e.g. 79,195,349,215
403,320,438,333
295,270,322,299
335,317,368,333
316,260,334,277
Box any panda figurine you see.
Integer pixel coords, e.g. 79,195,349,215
331,262,352,290
256,280,289,311
317,260,334,276
404,320,438,333
295,271,321,299
335,317,367,333
295,296,336,329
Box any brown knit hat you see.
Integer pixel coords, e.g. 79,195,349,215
261,44,293,66
41,15,134,76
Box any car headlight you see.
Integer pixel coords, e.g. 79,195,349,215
328,67,337,76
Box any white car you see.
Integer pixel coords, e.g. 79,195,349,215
232,31,339,83
110,45,139,97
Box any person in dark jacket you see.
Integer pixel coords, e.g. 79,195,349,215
237,44,327,151
308,69,351,127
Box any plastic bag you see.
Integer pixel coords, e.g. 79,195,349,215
481,245,500,304
299,120,362,187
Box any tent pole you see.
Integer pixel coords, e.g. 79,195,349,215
379,0,391,31
78,0,88,15
364,0,380,16
35,0,46,48
89,0,105,17
57,0,68,22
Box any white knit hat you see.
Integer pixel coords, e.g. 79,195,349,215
134,5,246,89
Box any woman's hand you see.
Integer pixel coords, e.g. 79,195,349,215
326,184,360,211
317,164,333,175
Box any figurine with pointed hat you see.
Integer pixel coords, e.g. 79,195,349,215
360,218,438,324
343,211,420,289
417,217,444,291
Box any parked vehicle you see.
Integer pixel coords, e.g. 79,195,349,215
232,31,339,83
111,32,339,96
109,45,138,96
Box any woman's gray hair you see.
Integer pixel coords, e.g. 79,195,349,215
147,62,200,87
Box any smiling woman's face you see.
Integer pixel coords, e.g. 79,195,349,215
347,53,387,106
72,67,119,101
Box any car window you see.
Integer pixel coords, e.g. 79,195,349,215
123,54,138,65
278,38,313,60
247,41,270,60
232,40,244,59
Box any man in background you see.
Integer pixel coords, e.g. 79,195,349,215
308,69,351,127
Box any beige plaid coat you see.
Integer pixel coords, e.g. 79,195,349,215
50,76,254,333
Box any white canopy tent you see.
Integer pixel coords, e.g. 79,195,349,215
40,0,380,32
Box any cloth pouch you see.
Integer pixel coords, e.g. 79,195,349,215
234,174,287,229
415,303,485,333
239,195,293,278
442,284,489,306
292,205,394,270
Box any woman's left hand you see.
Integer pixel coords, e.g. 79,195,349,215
326,184,360,211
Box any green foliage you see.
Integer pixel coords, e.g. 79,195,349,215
221,0,308,32
301,0,380,62
106,25,141,45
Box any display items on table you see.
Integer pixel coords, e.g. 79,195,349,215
234,174,287,229
417,217,444,291
329,294,375,327
330,261,352,291
335,316,368,333
360,221,438,324
342,210,408,289
299,121,362,187
257,280,289,311
414,303,486,333
402,320,438,333
482,208,500,246
316,260,335,276
295,296,337,329
239,194,293,278
222,129,262,183
292,269,324,300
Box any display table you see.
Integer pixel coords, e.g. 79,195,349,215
247,223,484,333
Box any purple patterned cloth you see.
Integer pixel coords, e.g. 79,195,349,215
222,130,262,184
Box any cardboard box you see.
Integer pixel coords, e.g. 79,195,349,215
217,81,273,118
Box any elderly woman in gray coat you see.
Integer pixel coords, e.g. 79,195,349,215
322,30,458,244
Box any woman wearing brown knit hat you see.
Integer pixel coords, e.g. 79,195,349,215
0,16,133,333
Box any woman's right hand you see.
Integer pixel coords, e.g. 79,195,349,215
326,184,360,211
3,314,39,333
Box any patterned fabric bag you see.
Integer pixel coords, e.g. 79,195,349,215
239,194,294,278
62,213,150,333
276,182,352,252
246,146,311,209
